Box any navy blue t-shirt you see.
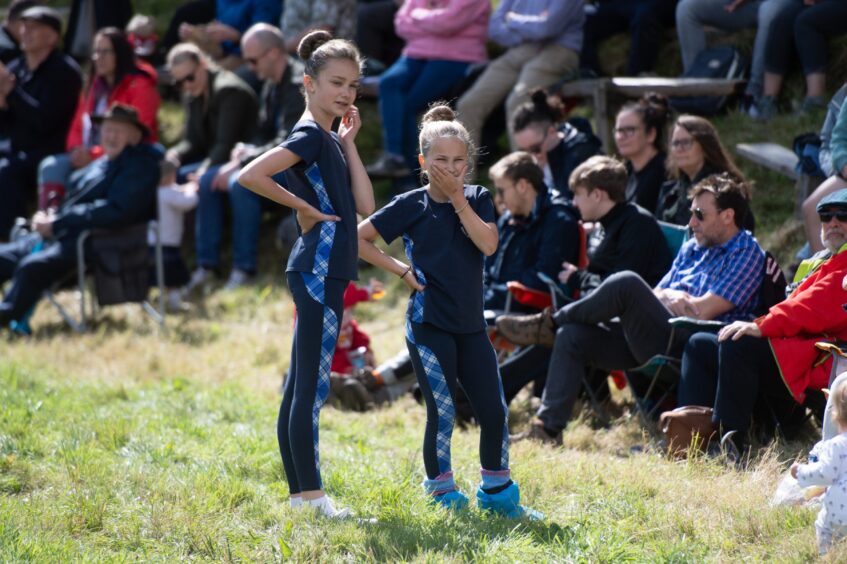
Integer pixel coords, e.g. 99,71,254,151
281,120,358,281
370,185,496,333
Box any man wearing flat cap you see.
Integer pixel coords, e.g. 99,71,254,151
0,103,160,330
674,188,847,454
0,5,82,240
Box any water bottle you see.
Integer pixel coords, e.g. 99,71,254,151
348,346,368,371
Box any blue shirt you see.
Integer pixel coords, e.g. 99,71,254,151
281,120,358,281
488,0,584,52
370,185,496,333
658,229,764,322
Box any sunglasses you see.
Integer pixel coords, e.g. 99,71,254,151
245,49,270,66
671,138,694,150
819,211,847,223
173,69,198,89
522,130,550,155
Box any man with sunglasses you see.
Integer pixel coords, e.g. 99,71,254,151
164,42,258,293
497,173,764,445
189,23,305,291
676,188,847,456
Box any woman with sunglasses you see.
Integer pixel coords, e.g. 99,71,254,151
511,90,602,199
37,27,159,210
613,92,670,213
655,114,747,228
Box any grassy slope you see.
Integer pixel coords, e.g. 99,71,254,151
3,8,845,561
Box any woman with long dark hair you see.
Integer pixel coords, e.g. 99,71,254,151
37,27,160,209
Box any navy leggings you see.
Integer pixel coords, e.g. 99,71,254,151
406,321,510,479
279,272,346,493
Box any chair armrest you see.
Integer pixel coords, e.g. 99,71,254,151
668,316,726,333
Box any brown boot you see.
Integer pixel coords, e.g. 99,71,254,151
495,307,556,347
509,418,562,447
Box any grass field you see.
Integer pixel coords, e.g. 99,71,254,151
4,5,847,560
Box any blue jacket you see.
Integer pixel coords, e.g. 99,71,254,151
484,189,580,310
831,100,847,179
52,143,162,243
217,0,283,55
488,0,584,52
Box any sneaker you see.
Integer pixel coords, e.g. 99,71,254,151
509,418,563,447
223,268,254,290
476,482,543,520
495,307,556,347
183,267,215,295
308,495,351,519
431,489,469,511
366,153,411,179
798,95,826,115
749,95,777,122
166,289,185,312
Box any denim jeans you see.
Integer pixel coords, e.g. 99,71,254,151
378,56,470,169
675,0,795,98
194,164,264,273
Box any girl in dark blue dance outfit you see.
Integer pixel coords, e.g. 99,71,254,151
238,30,374,518
358,105,540,518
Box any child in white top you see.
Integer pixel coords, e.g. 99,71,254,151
792,376,847,555
149,158,198,311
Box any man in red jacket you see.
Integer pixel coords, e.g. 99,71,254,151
677,188,847,453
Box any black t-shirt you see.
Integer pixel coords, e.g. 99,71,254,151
370,185,496,333
281,120,358,281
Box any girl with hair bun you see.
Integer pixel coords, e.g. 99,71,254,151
238,30,374,519
614,92,671,212
358,104,540,519
511,90,602,198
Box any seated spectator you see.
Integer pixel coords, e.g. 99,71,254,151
0,0,39,64
356,0,404,72
456,0,584,151
675,0,793,117
164,43,258,292
190,24,304,291
161,0,216,58
676,189,847,454
64,0,134,61
802,89,847,254
498,173,764,444
655,114,744,227
0,6,83,240
38,27,160,212
758,1,847,119
484,151,581,310
498,155,673,410
151,158,197,313
580,0,677,77
0,104,160,329
281,0,356,55
510,90,602,199
176,0,282,69
614,93,670,213
365,0,490,180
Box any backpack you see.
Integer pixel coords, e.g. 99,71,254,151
793,132,824,177
669,45,747,116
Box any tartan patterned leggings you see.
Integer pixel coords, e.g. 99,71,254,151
406,321,510,479
278,272,347,493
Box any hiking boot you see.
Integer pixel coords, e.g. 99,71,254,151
495,307,556,347
509,418,562,446
223,268,254,290
366,153,411,179
798,95,826,115
431,489,469,511
476,482,543,520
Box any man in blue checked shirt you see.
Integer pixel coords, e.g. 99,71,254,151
496,173,764,445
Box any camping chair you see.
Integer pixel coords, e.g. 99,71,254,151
626,249,787,430
44,221,166,332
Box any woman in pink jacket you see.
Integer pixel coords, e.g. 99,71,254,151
365,0,490,182
37,27,160,210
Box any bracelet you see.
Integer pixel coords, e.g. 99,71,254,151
399,266,412,279
454,200,470,214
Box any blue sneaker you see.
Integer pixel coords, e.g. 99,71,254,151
431,489,469,511
476,482,543,520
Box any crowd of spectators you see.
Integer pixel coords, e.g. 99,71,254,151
3,0,847,462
